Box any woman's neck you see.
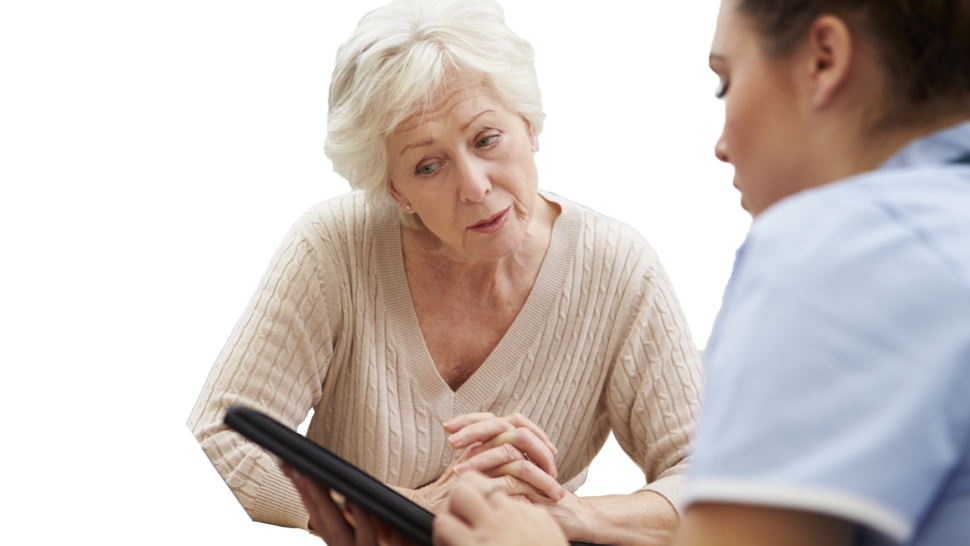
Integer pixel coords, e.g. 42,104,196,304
804,111,970,192
870,111,969,163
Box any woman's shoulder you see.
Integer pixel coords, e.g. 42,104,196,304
296,191,379,230
751,164,970,258
748,165,970,298
263,192,399,285
542,191,658,266
289,192,396,248
543,192,663,284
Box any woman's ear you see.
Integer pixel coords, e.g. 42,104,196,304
804,15,854,109
386,178,411,212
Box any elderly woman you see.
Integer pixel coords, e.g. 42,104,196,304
433,0,970,545
187,0,702,544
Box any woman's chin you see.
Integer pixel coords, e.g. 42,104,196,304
738,196,755,220
740,195,750,213
467,227,527,262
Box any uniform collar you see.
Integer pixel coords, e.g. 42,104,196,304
879,119,970,170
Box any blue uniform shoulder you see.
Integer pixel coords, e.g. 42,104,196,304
743,165,970,299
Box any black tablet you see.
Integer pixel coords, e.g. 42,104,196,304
223,405,596,546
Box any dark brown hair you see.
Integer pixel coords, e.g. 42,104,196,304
737,0,970,116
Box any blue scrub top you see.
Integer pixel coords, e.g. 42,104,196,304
688,121,970,545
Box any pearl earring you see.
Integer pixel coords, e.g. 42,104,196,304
531,146,535,153
406,205,411,211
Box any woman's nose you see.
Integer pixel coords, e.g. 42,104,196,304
456,159,491,203
715,133,730,164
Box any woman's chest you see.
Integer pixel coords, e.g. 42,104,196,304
408,272,538,382
411,293,521,391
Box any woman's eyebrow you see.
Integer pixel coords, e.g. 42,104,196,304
400,139,434,156
399,110,498,155
462,110,496,130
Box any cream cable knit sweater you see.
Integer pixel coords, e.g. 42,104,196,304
187,192,703,530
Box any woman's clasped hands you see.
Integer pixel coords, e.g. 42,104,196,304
444,413,600,541
430,412,566,508
282,412,569,546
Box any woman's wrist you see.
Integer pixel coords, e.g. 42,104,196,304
567,491,678,546
556,493,597,543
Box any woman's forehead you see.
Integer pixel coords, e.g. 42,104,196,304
392,79,506,136
711,0,747,55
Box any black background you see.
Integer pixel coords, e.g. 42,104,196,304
178,2,748,543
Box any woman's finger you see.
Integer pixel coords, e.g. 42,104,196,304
457,443,523,475
485,475,551,503
504,413,557,454
486,462,566,502
432,512,475,546
435,473,568,546
442,412,495,434
444,472,498,526
447,417,514,449
448,413,557,455
506,427,556,477
465,428,557,478
294,474,355,545
350,504,378,546
373,517,411,546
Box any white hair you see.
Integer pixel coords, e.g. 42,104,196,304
324,0,545,228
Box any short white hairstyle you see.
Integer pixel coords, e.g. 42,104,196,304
324,0,545,228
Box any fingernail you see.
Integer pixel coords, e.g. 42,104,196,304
454,463,470,474
449,433,462,446
548,441,558,454
443,419,456,428
559,486,566,500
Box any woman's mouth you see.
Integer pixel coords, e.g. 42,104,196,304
467,207,511,234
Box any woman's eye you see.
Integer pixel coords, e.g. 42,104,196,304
715,79,730,100
476,135,499,147
417,135,500,175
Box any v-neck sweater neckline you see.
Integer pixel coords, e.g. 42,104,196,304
372,193,581,422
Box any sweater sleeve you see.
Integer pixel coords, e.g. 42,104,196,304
606,254,704,514
186,218,341,529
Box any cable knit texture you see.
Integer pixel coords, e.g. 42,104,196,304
187,192,703,529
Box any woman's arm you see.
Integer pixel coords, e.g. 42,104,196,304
527,462,693,545
432,476,856,546
551,254,702,546
447,414,681,545
673,504,856,546
542,489,679,545
186,221,340,529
